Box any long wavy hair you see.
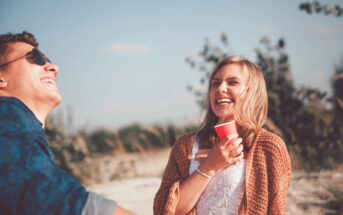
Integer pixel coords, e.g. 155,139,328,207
197,56,268,151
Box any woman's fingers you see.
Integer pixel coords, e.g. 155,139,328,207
227,138,242,150
228,152,244,166
227,133,238,141
219,136,243,158
229,143,243,158
203,135,244,174
219,134,238,147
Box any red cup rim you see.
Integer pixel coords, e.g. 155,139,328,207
213,120,235,128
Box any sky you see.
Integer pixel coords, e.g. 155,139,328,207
1,0,343,131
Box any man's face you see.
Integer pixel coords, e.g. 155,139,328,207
0,42,62,111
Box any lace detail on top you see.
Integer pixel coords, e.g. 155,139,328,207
189,136,246,215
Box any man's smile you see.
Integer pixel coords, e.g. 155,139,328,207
40,76,56,85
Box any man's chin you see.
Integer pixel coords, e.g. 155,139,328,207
55,95,62,106
50,93,62,107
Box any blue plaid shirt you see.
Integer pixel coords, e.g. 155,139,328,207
0,97,116,215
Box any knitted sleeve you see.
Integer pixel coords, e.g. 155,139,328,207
251,131,291,215
153,134,194,215
265,134,291,215
238,130,291,215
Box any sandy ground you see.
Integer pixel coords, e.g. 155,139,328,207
86,148,343,215
86,148,171,215
88,177,161,215
287,169,343,215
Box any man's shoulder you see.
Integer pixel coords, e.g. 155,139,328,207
0,97,42,134
0,97,21,119
0,97,50,161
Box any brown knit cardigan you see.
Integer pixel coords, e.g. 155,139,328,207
153,129,291,215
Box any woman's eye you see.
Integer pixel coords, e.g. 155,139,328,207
228,81,239,85
211,82,220,86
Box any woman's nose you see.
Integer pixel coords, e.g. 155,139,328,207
218,82,228,92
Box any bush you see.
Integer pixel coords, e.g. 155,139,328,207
186,34,343,170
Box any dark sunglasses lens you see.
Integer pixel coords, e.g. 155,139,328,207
32,49,46,66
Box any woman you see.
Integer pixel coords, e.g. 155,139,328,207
153,56,291,215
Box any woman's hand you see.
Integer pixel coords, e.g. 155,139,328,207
198,134,244,177
175,134,244,214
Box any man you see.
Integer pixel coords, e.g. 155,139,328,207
0,31,134,215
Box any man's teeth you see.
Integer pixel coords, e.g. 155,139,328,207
216,98,232,104
43,78,55,84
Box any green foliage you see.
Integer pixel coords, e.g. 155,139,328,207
186,33,231,109
45,114,85,180
300,1,342,17
116,123,196,152
45,108,197,181
186,33,343,170
87,130,117,154
326,183,343,214
256,37,343,169
332,61,343,117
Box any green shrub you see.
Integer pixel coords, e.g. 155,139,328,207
186,34,343,170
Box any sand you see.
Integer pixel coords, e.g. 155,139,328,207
88,177,161,215
86,148,343,215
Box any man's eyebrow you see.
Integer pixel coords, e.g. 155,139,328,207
2,47,14,62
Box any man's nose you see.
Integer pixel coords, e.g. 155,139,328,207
44,63,59,75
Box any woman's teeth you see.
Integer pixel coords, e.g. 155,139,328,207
216,98,232,104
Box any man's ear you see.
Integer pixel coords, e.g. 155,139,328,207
0,77,8,88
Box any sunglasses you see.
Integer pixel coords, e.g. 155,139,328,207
0,48,51,68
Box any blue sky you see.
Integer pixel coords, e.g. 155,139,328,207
1,0,343,130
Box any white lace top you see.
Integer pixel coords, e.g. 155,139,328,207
188,137,246,215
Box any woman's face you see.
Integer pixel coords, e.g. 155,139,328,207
209,63,246,123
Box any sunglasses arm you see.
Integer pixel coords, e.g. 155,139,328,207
0,52,32,68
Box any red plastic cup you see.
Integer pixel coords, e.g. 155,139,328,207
214,121,237,141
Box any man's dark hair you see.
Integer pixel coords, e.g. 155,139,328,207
0,31,39,69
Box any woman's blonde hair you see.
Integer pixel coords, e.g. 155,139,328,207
197,56,268,150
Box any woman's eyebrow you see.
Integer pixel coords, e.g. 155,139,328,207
212,76,240,81
226,77,241,81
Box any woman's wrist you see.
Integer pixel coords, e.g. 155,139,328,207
195,168,212,179
198,163,216,178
